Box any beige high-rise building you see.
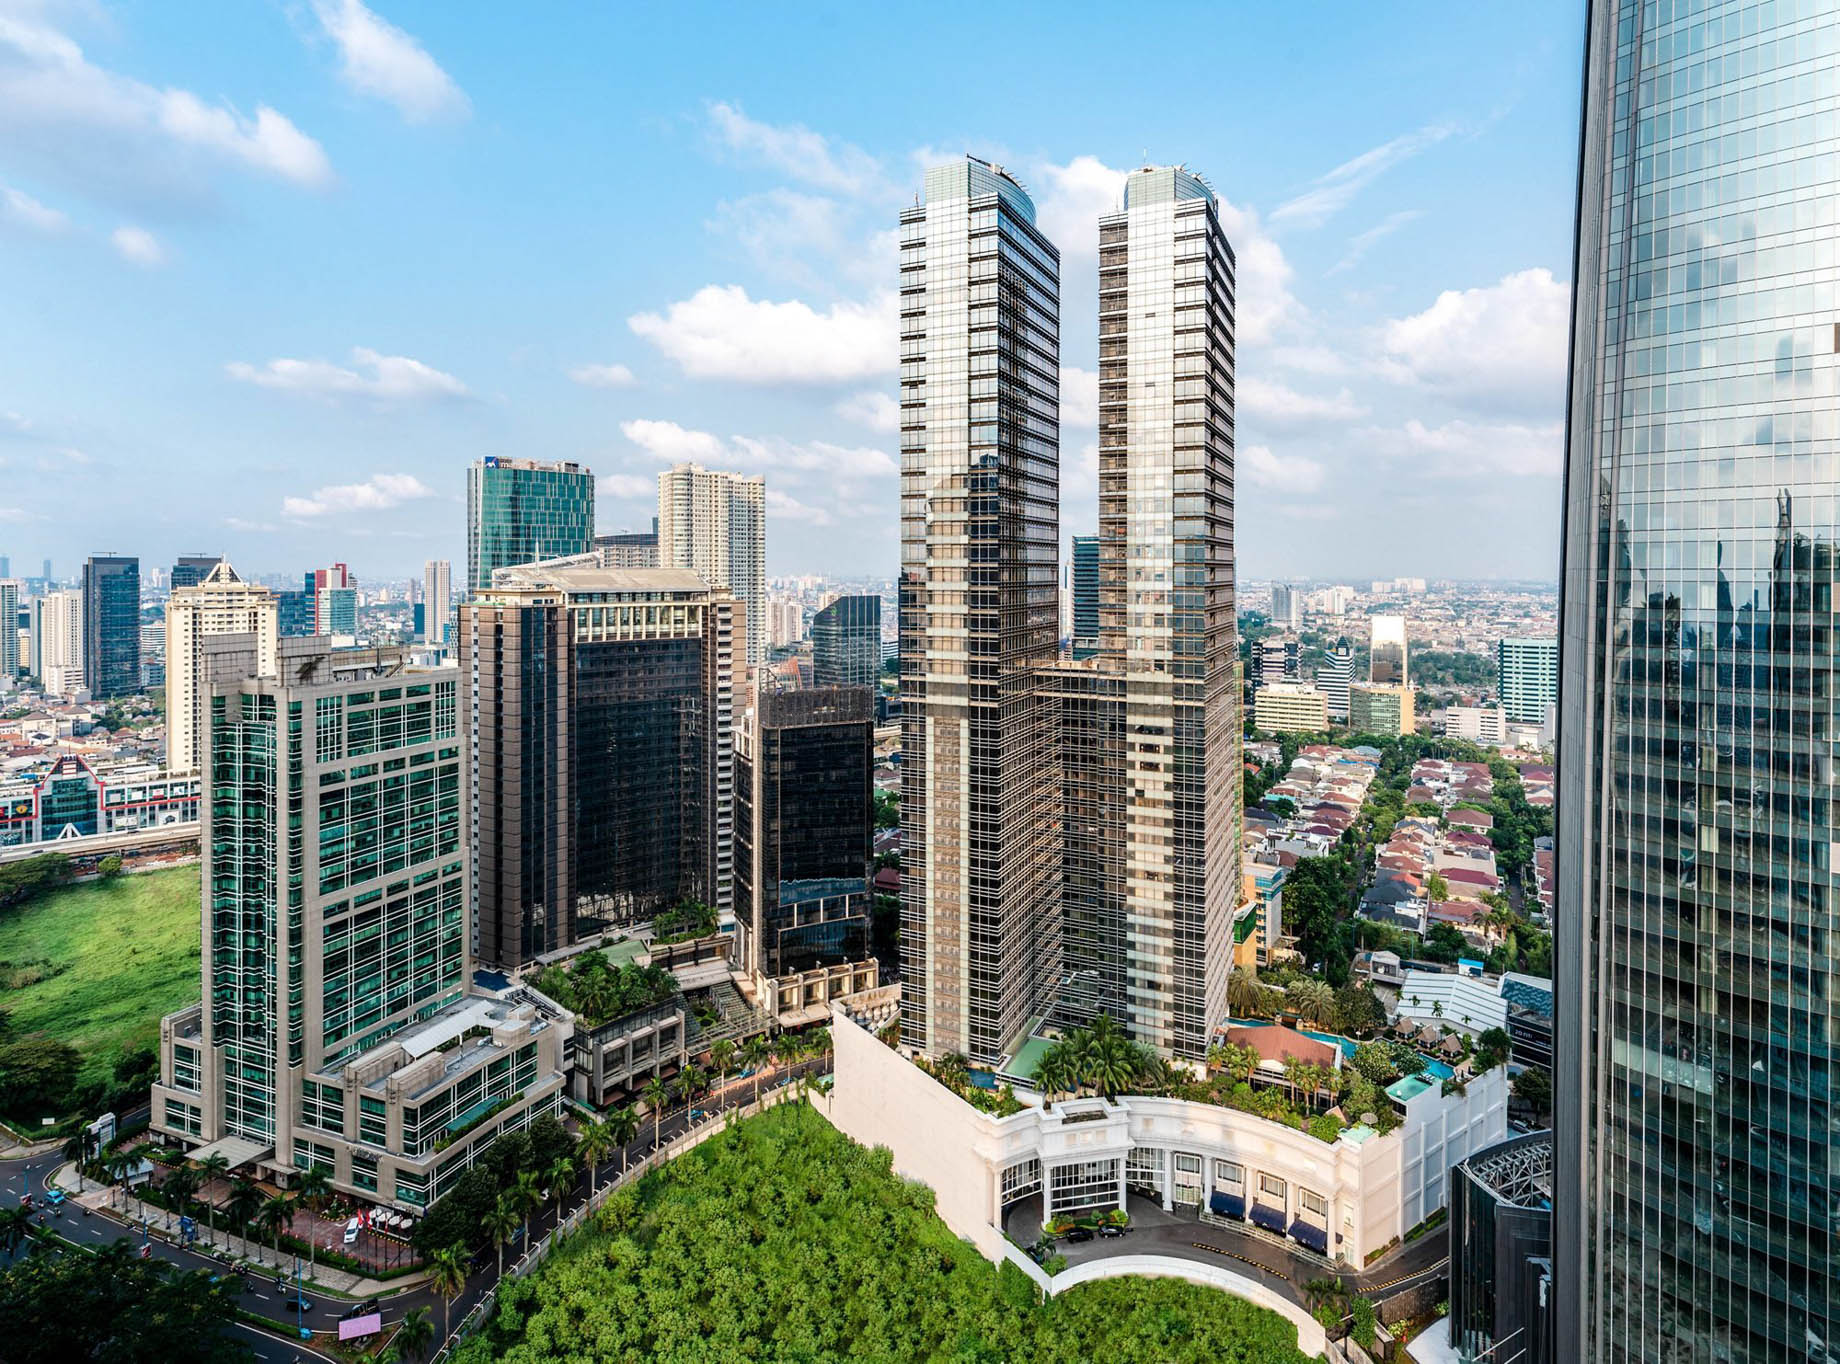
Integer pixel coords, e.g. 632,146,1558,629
1253,682,1330,735
165,562,278,775
422,559,451,646
658,463,766,666
33,589,83,694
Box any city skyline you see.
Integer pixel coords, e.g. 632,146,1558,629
1,4,1580,582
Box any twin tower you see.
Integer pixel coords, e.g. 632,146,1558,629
898,159,1241,1065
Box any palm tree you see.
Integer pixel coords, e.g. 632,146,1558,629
545,1155,576,1230
255,1193,296,1269
294,1164,333,1216
62,1131,92,1192
608,1105,639,1178
482,1193,519,1280
1287,979,1334,1027
1034,1051,1069,1110
641,1075,672,1152
224,1177,263,1252
708,1038,736,1083
196,1153,231,1247
1227,968,1267,1018
162,1166,200,1232
576,1117,614,1197
810,1026,832,1063
741,1035,772,1103
426,1244,466,1345
0,1205,31,1255
104,1150,137,1209
512,1169,543,1248
393,1305,434,1364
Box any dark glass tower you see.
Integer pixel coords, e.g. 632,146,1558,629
466,458,595,594
811,594,882,688
1070,534,1099,642
81,554,140,698
1557,3,1840,1359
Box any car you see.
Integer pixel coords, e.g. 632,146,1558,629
1098,1224,1127,1238
343,1216,361,1244
1065,1226,1095,1243
282,1296,316,1313
43,1189,64,1207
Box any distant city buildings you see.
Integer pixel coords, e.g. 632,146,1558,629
1251,635,1300,689
1269,582,1302,630
422,560,451,646
593,519,660,569
169,555,223,591
164,561,278,775
1368,613,1407,686
307,564,357,638
1497,636,1557,725
0,754,199,846
1349,682,1413,737
1070,534,1098,650
1317,637,1354,721
1444,704,1508,747
1253,682,1330,734
659,463,767,666
32,589,83,693
0,579,18,680
467,456,596,594
80,554,140,699
811,594,881,688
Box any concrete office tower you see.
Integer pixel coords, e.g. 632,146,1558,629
169,555,222,591
1089,164,1239,1060
811,594,881,688
1318,637,1354,721
898,157,1061,1063
0,581,17,678
1252,682,1329,735
1497,636,1557,726
593,520,660,569
33,590,83,692
1251,635,1300,689
1070,534,1099,643
150,638,565,1207
1556,4,1840,1359
658,463,767,666
466,457,595,594
1368,613,1407,685
81,554,140,698
463,560,746,970
1269,582,1302,630
735,686,877,1020
1349,683,1412,738
422,560,451,646
164,562,278,775
307,563,357,638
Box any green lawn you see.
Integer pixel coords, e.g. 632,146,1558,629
0,866,201,1088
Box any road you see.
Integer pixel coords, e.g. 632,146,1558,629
1,1061,828,1359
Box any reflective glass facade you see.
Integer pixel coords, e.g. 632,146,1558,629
466,458,595,594
812,594,882,688
81,554,140,699
1558,3,1840,1359
900,157,1062,1062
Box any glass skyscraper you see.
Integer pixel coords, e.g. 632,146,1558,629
80,554,140,698
1499,635,1559,724
466,457,596,594
1070,533,1100,642
811,594,882,688
1557,3,1840,1360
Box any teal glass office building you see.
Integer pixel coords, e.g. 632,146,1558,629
466,457,595,593
1557,1,1840,1359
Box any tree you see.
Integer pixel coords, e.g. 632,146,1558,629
1350,1042,1399,1085
642,1074,673,1152
1226,968,1268,1019
1285,978,1334,1026
196,1152,231,1247
1330,981,1387,1037
577,1117,614,1197
545,1154,576,1228
709,1038,736,1082
224,1176,264,1245
608,1105,639,1178
255,1193,295,1268
483,1193,520,1280
0,1206,30,1256
742,1035,773,1103
426,1244,467,1346
1284,856,1357,984
394,1305,435,1363
1426,872,1451,902
161,1165,200,1231
0,1036,80,1116
1512,1067,1552,1119
512,1169,543,1248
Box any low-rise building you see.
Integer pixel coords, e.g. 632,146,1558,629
1253,682,1330,734
0,754,199,847
1349,683,1414,736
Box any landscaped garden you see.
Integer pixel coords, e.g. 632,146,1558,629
528,950,679,1027
0,862,200,1123
454,1101,1317,1363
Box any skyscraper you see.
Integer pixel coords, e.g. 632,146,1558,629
1497,636,1558,725
899,157,1062,1063
422,559,451,646
149,638,564,1207
658,463,767,666
81,554,140,698
1318,636,1354,721
811,594,881,688
466,457,596,594
169,555,223,591
0,580,17,678
1269,582,1302,630
593,520,660,569
1368,613,1407,685
1070,534,1099,643
1556,5,1840,1359
307,564,357,637
164,562,278,775
32,590,82,692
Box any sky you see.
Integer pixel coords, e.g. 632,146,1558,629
0,1,1585,586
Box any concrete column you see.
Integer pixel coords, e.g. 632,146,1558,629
1116,1158,1128,1213
1161,1152,1173,1212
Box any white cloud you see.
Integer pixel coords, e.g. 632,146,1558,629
1060,366,1098,428
765,487,833,525
1329,209,1423,275
835,390,899,433
1215,196,1299,347
309,0,468,123
598,473,654,499
1033,155,1125,261
1238,375,1365,424
0,505,30,523
227,346,468,401
1240,443,1327,494
0,11,332,190
1369,417,1562,477
621,418,896,483
110,223,162,265
568,362,635,389
710,188,849,278
0,181,65,233
1380,268,1570,411
628,284,897,384
705,101,887,199
225,516,280,533
283,471,433,518
1271,123,1455,229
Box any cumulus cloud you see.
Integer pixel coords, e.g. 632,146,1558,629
1238,375,1365,424
110,224,162,265
227,347,468,401
1329,209,1423,275
0,10,332,194
599,473,654,499
1271,123,1455,229
706,101,888,199
1380,268,1570,411
283,471,433,518
620,418,896,482
765,487,833,525
835,390,899,433
1033,155,1125,260
309,0,468,123
568,362,635,389
1215,196,1299,346
1060,367,1098,428
628,284,896,384
618,418,725,465
1239,443,1327,494
1369,417,1562,477
0,181,66,233
710,188,851,279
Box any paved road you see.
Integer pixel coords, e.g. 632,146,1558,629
1,1062,827,1358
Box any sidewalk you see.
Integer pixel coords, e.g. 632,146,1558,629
50,1162,429,1298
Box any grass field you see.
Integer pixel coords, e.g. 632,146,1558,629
0,865,201,1088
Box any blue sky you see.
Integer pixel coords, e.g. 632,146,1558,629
0,1,1584,585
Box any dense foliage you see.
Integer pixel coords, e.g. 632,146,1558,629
455,1103,1313,1364
1405,647,1495,689
413,1113,577,1256
530,952,678,1027
651,899,718,944
0,1241,251,1363
0,853,72,912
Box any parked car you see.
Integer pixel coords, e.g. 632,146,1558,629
1065,1226,1095,1243
343,1216,361,1244
1098,1223,1127,1238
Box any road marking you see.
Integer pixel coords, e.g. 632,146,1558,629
1187,1241,1288,1278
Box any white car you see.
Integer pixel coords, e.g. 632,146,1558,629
343,1216,361,1245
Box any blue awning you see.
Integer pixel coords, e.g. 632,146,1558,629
1249,1203,1287,1233
1209,1191,1245,1218
1290,1219,1329,1254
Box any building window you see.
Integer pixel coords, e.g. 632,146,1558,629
1298,1187,1328,1219
1213,1159,1243,1187
1049,1158,1120,1216
1259,1173,1287,1203
1001,1158,1042,1205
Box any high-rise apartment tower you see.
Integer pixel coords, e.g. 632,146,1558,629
164,562,278,775
658,463,766,667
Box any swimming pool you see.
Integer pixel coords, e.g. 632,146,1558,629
1421,1059,1455,1081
